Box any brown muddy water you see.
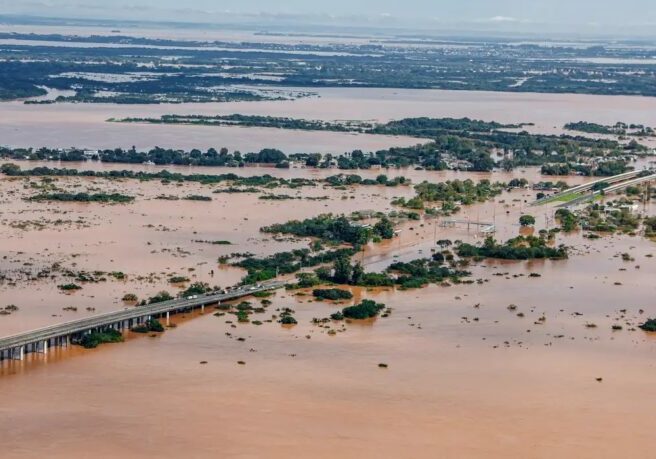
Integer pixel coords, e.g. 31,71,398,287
3,87,656,151
1,161,655,458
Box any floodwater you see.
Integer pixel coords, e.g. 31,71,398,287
0,97,424,154
0,161,557,334
1,160,655,458
1,27,656,454
2,87,656,152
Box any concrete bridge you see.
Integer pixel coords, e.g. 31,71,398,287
556,173,656,208
0,280,286,361
531,169,650,206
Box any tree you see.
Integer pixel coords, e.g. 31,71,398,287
305,155,320,167
333,255,353,284
373,217,395,239
519,215,536,227
148,291,173,304
351,262,365,285
376,174,388,185
1,163,20,175
432,252,445,263
555,209,578,232
181,282,210,297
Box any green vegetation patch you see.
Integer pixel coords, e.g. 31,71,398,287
78,329,124,349
312,288,354,301
341,300,386,320
29,192,134,203
457,236,568,260
131,319,165,334
639,319,656,332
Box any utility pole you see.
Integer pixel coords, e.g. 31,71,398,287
493,204,496,229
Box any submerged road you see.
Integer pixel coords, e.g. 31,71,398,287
0,280,286,360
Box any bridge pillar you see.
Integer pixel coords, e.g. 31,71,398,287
166,311,170,326
37,340,48,354
13,346,24,361
201,304,205,313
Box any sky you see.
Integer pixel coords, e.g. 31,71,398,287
2,0,656,37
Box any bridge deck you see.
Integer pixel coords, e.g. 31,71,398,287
531,169,648,206
557,173,656,208
0,281,286,354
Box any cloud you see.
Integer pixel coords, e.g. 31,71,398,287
486,16,520,23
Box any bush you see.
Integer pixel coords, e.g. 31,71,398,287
280,315,298,325
519,215,536,226
330,312,345,320
131,319,165,333
181,282,210,297
639,318,656,332
342,300,386,320
79,329,123,348
148,291,174,304
312,288,354,301
169,276,190,283
58,283,82,291
236,310,250,323
30,192,134,203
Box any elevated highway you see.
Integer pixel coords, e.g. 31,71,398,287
556,173,656,208
531,169,648,206
532,169,653,206
0,280,286,361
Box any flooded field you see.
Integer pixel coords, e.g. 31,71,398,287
2,87,656,151
0,97,424,153
4,12,656,458
0,162,549,334
1,158,655,458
